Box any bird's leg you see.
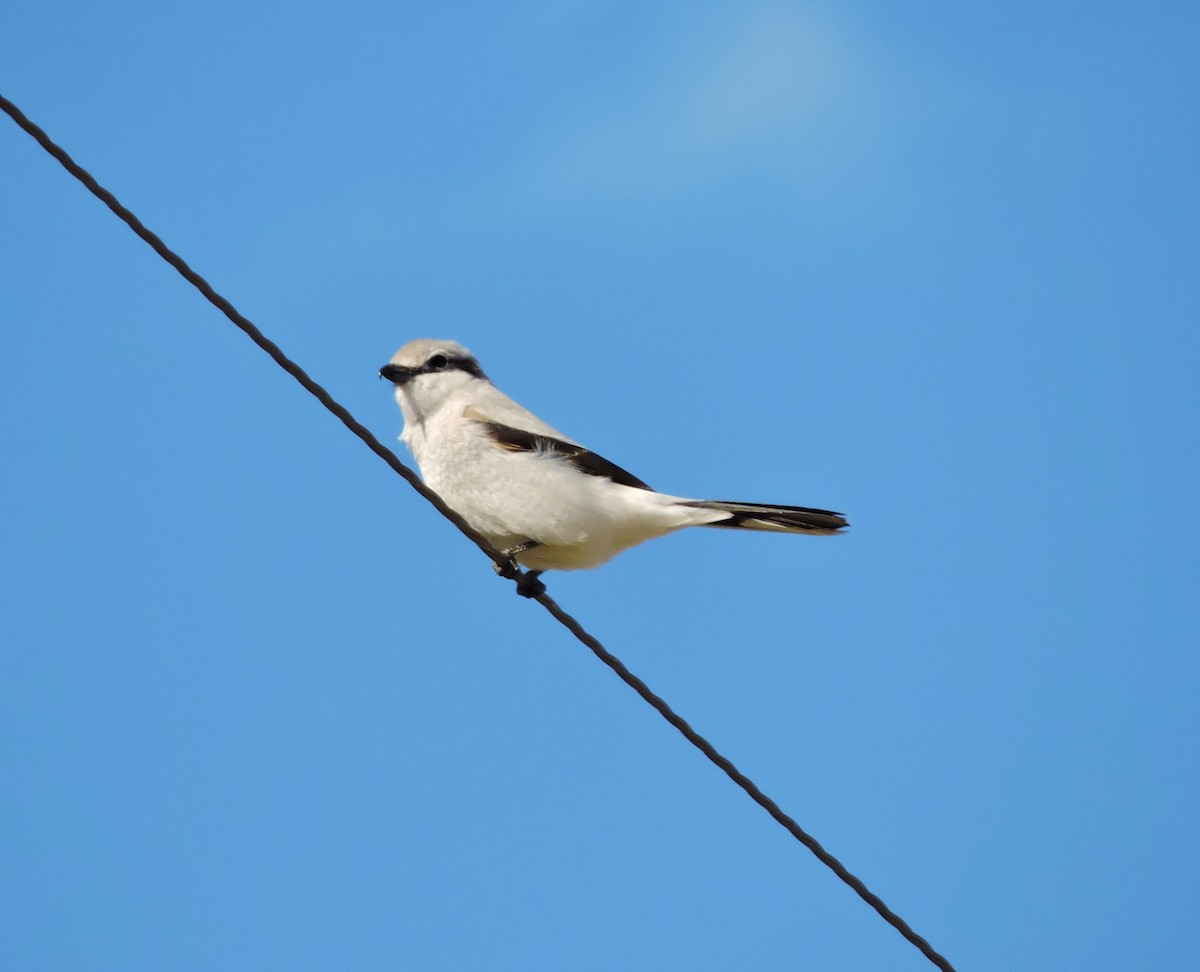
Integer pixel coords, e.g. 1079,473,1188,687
496,539,541,574
494,541,546,598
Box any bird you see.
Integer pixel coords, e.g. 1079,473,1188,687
380,339,847,595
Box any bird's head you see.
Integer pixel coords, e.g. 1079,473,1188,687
380,339,488,421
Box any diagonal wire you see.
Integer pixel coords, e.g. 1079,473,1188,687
1,92,956,972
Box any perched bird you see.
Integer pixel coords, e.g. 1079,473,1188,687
381,339,846,594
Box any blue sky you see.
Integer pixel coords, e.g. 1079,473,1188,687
2,3,1198,969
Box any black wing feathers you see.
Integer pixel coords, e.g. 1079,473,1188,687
480,421,653,491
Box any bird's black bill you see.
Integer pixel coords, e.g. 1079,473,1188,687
380,363,417,385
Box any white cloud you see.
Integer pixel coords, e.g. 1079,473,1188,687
686,6,848,148
509,5,880,208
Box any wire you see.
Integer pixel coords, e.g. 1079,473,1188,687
1,92,957,972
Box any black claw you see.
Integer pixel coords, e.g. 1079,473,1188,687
514,569,546,599
491,559,544,597
493,541,544,597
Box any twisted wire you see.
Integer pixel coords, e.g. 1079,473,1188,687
1,92,956,972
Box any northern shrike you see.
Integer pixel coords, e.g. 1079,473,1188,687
381,339,847,594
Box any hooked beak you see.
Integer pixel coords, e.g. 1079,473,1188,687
379,363,416,385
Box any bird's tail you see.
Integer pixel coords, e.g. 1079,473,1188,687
680,499,848,535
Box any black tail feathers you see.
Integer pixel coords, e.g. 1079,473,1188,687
682,499,848,535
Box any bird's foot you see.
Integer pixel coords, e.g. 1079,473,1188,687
494,542,545,598
514,569,545,598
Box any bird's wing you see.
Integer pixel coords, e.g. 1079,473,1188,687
464,405,653,491
459,386,570,439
